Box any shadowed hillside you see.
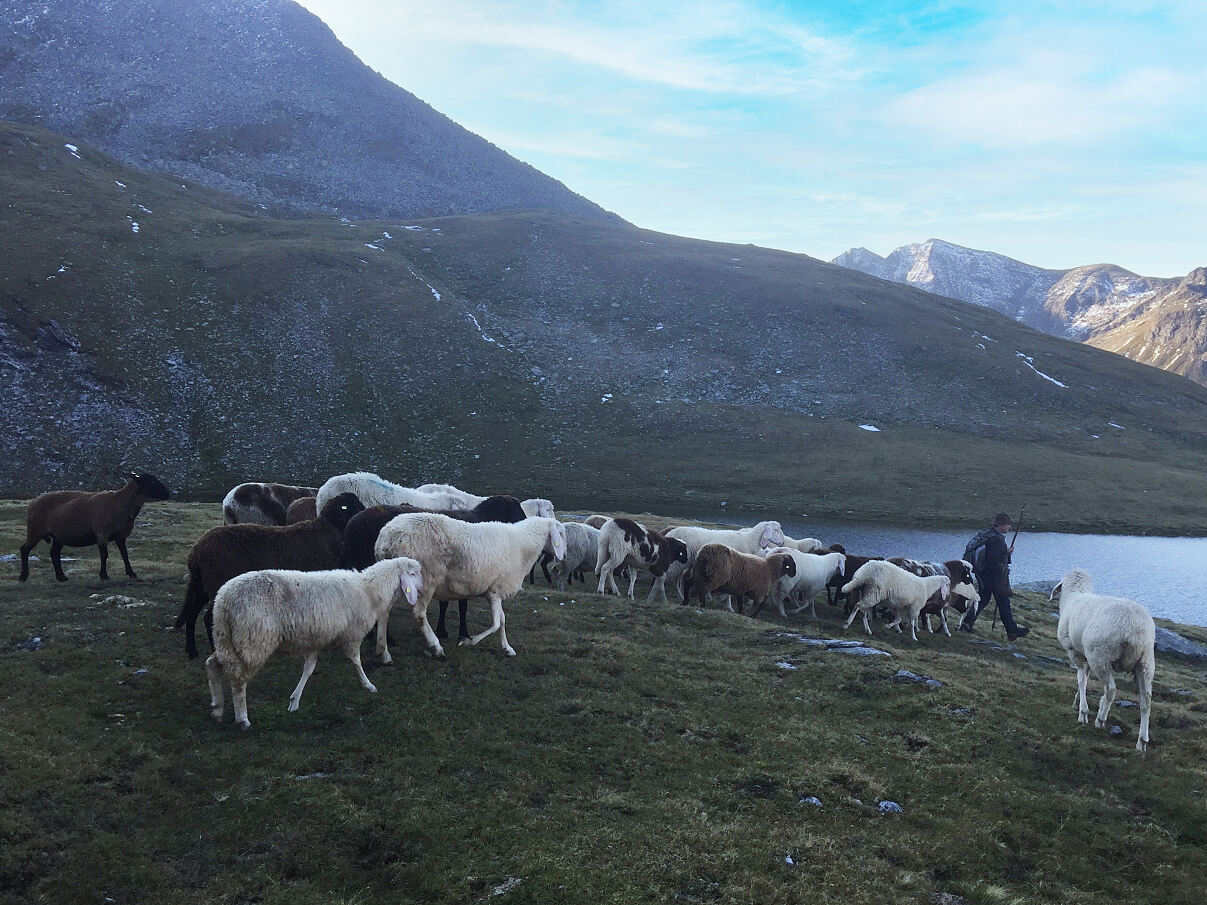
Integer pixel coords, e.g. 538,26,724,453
4,121,1207,534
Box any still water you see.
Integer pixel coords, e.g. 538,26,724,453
717,516,1207,628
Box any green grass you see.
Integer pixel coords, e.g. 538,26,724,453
2,501,1206,904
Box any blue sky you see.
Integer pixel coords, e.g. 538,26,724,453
296,1,1205,276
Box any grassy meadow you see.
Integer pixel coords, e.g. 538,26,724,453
2,500,1206,904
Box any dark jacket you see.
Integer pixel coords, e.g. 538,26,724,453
979,529,1011,594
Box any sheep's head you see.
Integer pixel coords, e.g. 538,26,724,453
772,554,796,578
396,557,424,606
548,519,567,560
833,553,847,577
523,498,556,519
940,576,951,601
321,492,367,531
128,472,172,500
666,537,689,564
1051,568,1093,604
758,521,785,549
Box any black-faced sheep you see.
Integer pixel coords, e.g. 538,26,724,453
374,514,566,659
205,556,424,729
222,482,318,525
689,543,796,614
19,472,172,583
1050,568,1156,751
174,493,365,659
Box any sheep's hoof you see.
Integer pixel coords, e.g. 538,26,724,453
209,707,223,722
1095,717,1106,729
457,637,475,647
237,720,252,730
364,683,378,693
1137,739,1148,752
503,646,516,657
426,644,446,658
379,651,393,665
1078,713,1089,724
288,699,300,712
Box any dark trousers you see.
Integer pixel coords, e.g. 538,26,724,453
966,579,1020,635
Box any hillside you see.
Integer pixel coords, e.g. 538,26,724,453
833,240,1207,386
0,0,612,222
2,501,1206,905
4,121,1207,533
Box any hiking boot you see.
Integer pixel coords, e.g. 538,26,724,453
1007,626,1030,642
959,622,977,634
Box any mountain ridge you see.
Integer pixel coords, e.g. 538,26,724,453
833,239,1206,385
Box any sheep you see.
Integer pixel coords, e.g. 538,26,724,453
889,558,978,636
780,535,823,553
19,472,172,583
821,550,880,609
762,548,847,618
175,493,365,659
840,560,950,641
1050,569,1155,751
583,515,610,529
374,514,566,658
204,556,424,730
338,495,527,642
315,472,451,513
595,518,689,599
222,482,318,525
550,523,601,591
689,543,796,615
415,482,556,519
651,520,786,605
285,496,317,524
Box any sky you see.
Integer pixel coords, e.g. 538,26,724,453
294,0,1206,277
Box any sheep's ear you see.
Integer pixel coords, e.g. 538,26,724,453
126,472,141,481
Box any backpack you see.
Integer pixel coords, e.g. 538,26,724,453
963,528,996,576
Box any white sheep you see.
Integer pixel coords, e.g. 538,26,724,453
204,556,423,730
415,482,555,518
762,548,846,618
1050,569,1155,751
647,520,786,605
779,535,823,553
549,522,600,591
840,560,949,641
374,513,566,658
316,472,449,512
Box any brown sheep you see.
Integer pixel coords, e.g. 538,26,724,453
174,493,364,659
285,496,317,524
19,472,172,583
688,543,796,614
222,482,318,525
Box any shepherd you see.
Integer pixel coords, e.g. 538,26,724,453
960,511,1030,642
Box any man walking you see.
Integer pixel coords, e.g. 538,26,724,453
961,512,1030,641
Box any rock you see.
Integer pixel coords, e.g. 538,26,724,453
14,636,43,651
878,800,904,814
1109,726,1123,737
1115,700,1137,708
894,669,942,687
832,646,893,657
1154,627,1207,660
799,796,822,808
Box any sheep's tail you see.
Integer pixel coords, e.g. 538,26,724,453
176,568,207,659
840,577,860,595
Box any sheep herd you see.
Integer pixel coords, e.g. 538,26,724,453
14,470,1158,749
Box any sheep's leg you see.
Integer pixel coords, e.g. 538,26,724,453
645,574,665,604
909,613,920,642
466,595,514,656
626,568,637,600
940,608,952,638
232,681,251,730
842,604,861,632
205,654,226,722
203,606,215,654
97,541,109,581
540,553,553,584
1136,662,1153,752
435,601,449,640
596,559,613,594
343,637,377,694
412,595,444,658
1094,668,1117,729
50,539,67,582
288,653,320,712
115,537,137,578
862,609,872,636
458,600,470,640
375,612,395,664
1075,666,1090,723
924,613,934,633
18,538,38,582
